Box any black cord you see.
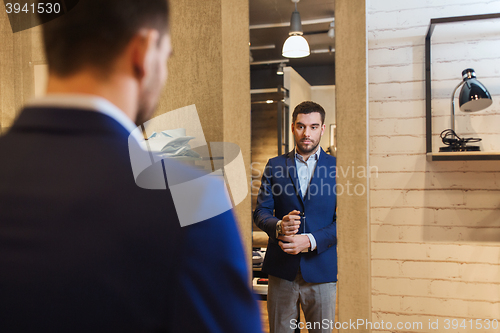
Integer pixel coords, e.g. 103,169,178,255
440,129,481,148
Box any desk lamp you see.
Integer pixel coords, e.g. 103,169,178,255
440,68,493,152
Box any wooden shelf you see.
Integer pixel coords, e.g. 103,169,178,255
427,152,500,161
425,13,500,159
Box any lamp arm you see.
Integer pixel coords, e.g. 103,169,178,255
450,81,464,132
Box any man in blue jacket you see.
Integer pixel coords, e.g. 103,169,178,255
0,1,261,332
254,101,337,333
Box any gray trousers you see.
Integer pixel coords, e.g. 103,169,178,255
267,273,336,333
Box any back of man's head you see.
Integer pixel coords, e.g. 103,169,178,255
40,0,169,77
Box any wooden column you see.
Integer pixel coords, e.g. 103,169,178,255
335,0,371,331
156,0,252,261
0,10,43,134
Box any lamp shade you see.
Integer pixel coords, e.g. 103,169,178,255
282,35,310,58
282,6,310,59
458,68,492,112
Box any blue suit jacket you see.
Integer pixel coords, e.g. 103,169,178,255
0,107,262,333
253,148,337,283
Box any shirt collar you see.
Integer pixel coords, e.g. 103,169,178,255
25,94,144,143
295,146,321,162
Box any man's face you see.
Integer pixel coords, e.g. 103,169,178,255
292,112,325,156
136,33,172,126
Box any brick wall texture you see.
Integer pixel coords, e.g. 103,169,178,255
367,0,500,331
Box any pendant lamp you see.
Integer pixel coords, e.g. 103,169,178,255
282,0,310,58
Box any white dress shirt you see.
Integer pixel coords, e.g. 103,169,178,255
294,147,321,251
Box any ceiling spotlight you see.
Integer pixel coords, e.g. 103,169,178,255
327,20,335,38
277,63,285,75
282,0,310,58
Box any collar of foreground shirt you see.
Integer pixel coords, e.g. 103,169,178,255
295,146,321,163
25,94,144,143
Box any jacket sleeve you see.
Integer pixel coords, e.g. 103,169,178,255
253,160,280,240
172,209,263,332
311,204,337,254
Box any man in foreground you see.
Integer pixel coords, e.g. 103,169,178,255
0,1,261,332
254,101,337,333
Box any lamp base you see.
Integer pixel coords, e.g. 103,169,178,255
439,145,480,152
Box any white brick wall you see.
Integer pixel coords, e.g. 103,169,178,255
367,0,500,330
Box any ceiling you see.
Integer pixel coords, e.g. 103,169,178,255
249,0,335,69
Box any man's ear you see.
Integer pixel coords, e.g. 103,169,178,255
130,29,160,81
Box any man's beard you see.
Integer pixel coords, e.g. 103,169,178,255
297,139,319,154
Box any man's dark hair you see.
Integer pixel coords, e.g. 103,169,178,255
40,0,169,77
292,101,326,124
